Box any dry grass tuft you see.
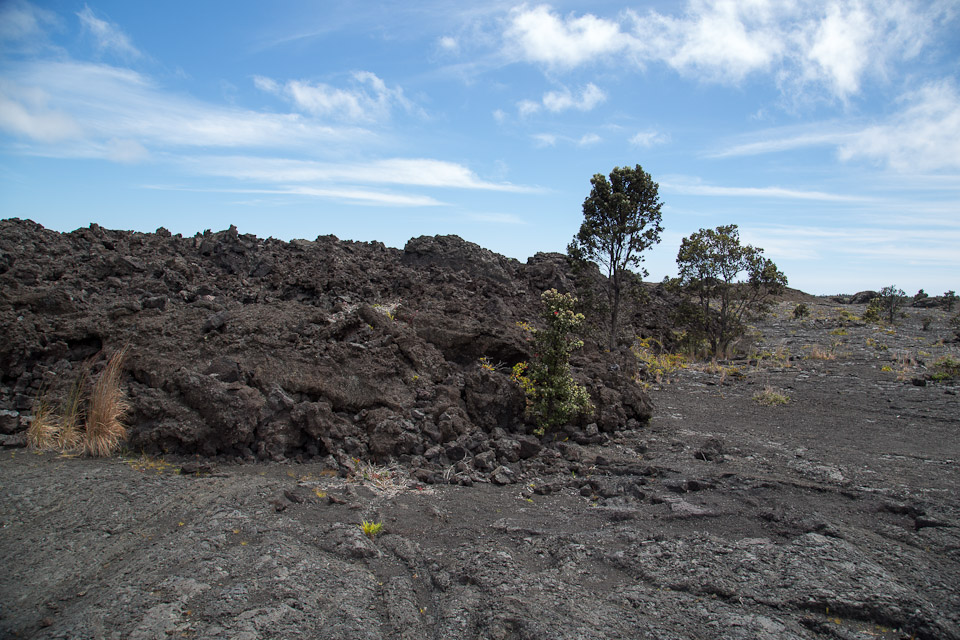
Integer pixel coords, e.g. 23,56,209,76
26,388,58,450
753,386,790,406
807,345,836,361
56,365,89,452
83,349,129,457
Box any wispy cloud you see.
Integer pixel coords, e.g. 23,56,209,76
144,184,446,207
711,80,960,173
77,5,141,59
0,60,366,157
629,129,669,148
661,177,874,203
0,0,59,52
254,71,419,123
186,156,538,193
837,80,960,173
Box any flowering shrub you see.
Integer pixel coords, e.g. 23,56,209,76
517,289,593,435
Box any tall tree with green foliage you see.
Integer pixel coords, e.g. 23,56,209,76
568,164,663,350
674,224,787,357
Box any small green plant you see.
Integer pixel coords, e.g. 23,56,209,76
920,316,933,331
478,356,497,372
753,386,790,406
518,289,593,435
793,303,809,320
360,520,383,539
880,365,893,372
829,328,848,336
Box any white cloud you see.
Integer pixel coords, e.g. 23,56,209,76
77,4,141,59
256,71,415,123
517,83,606,117
631,1,783,83
503,2,952,100
542,83,605,112
438,35,459,53
492,108,507,123
517,99,541,117
504,4,628,68
578,133,601,146
629,130,669,147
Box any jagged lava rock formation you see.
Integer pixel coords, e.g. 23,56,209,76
0,219,665,481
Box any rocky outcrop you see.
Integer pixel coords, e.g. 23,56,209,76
0,219,661,478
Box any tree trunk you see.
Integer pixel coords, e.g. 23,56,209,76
609,271,621,351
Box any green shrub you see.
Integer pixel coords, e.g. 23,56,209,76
930,355,960,381
793,303,809,320
519,289,593,435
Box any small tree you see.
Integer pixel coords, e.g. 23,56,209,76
674,224,787,357
876,285,906,323
568,165,663,350
520,289,593,435
943,290,957,312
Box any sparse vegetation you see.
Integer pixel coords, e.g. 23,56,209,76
632,337,687,385
792,303,809,320
930,355,960,381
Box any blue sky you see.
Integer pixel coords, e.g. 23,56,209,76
1,0,958,295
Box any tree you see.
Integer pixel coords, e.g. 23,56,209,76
674,224,787,357
568,165,663,350
875,285,906,323
943,290,957,312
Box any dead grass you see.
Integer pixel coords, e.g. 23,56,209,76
26,388,58,450
807,344,836,360
56,365,89,452
83,349,129,457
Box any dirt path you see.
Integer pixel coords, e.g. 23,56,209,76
2,301,958,639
